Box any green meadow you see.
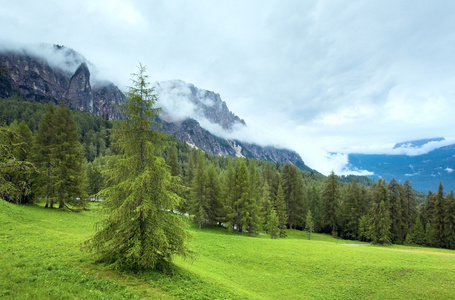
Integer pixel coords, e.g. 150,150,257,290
1,200,455,299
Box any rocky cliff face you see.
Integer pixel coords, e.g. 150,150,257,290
0,45,124,119
156,80,246,131
159,116,311,171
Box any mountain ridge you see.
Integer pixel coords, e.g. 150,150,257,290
0,44,314,172
348,139,455,192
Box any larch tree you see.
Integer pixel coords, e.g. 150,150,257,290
84,64,191,271
52,101,87,209
33,102,86,209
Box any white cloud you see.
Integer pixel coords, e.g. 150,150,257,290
2,1,455,175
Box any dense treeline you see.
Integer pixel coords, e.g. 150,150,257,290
1,96,453,250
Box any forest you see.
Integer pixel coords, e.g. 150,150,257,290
1,90,454,256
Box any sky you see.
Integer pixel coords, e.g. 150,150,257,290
1,0,455,175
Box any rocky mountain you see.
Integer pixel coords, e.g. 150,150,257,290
0,45,124,119
0,44,313,171
159,117,312,172
156,80,245,131
348,139,455,192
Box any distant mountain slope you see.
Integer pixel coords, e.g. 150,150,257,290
0,45,125,119
348,142,455,192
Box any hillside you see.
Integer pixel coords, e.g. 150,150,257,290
2,200,455,299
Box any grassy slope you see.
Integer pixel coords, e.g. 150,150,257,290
0,200,171,299
2,201,455,299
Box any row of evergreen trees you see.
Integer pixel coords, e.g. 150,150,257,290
0,101,87,208
1,95,454,249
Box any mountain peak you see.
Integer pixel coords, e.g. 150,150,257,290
156,80,246,131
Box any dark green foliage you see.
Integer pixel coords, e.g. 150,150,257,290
444,190,455,249
282,163,306,229
33,102,87,209
266,208,280,239
190,149,208,229
405,215,425,246
321,171,340,236
368,179,392,245
275,183,287,238
388,178,406,243
204,163,223,226
84,64,191,271
432,182,446,247
0,124,34,203
305,210,314,240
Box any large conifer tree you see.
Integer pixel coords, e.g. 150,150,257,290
33,102,86,208
84,64,190,270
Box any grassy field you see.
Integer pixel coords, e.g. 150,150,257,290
1,200,455,299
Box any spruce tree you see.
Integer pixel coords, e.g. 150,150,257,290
33,102,86,209
322,171,340,236
305,210,314,240
433,182,446,247
405,215,425,246
388,178,405,243
0,125,34,203
204,163,222,226
275,183,287,238
266,208,280,239
444,190,455,249
167,145,180,177
84,64,190,271
190,150,207,229
368,179,391,245
33,104,57,208
52,101,87,209
282,163,306,229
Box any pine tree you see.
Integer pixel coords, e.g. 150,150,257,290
444,190,455,249
405,215,425,246
425,221,436,247
204,163,222,226
432,182,446,247
167,145,180,177
84,64,191,271
190,150,207,229
275,183,287,238
322,171,340,236
0,125,34,203
261,181,273,232
246,160,262,236
388,178,405,243
33,104,57,208
305,210,314,240
266,208,280,239
52,101,87,209
33,102,86,209
368,179,391,245
282,163,306,229
229,160,250,234
403,180,417,240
